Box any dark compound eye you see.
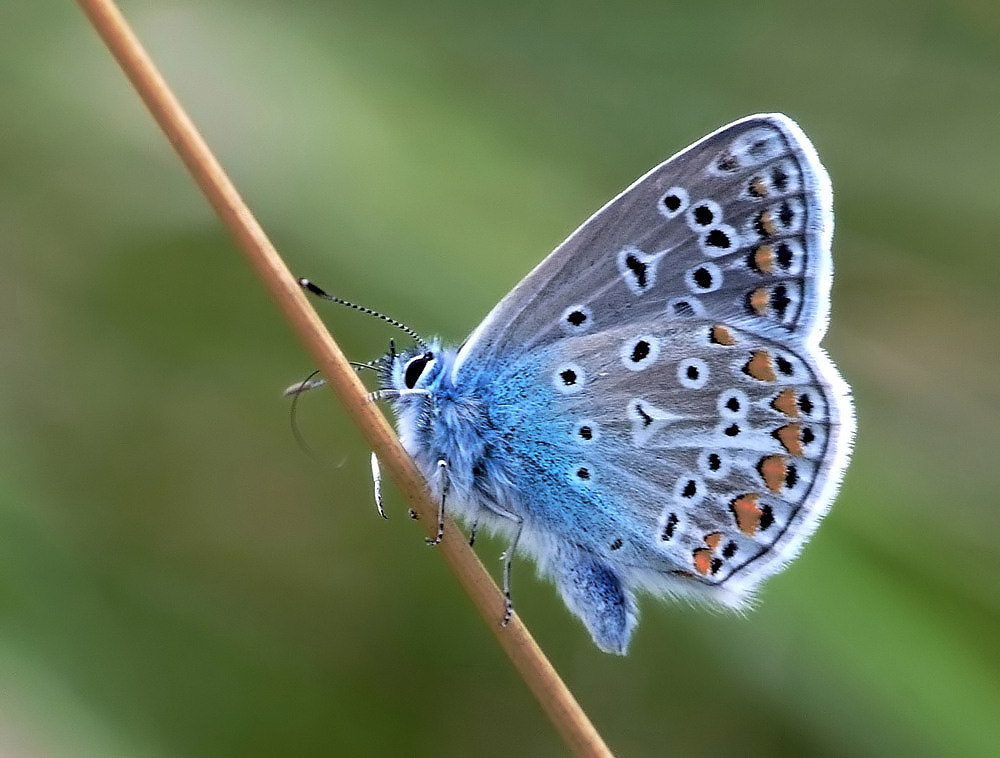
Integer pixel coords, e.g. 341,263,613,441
403,352,434,389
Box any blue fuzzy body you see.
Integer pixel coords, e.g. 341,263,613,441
384,341,638,653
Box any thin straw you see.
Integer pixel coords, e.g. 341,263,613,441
75,1,613,755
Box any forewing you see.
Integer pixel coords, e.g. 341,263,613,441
453,114,834,380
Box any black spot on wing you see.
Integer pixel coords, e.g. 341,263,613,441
625,253,648,289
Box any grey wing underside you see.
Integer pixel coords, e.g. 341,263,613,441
456,114,853,602
508,318,852,603
452,113,834,380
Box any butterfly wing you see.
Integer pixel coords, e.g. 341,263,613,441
457,115,853,636
453,113,834,380
491,317,851,606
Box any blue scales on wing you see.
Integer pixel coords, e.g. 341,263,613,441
451,115,854,653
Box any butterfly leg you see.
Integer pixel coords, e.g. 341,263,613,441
468,517,479,547
425,459,448,546
369,452,387,519
500,514,524,627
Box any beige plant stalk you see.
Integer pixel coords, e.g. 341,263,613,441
75,0,613,754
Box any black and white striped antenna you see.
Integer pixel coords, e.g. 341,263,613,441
298,278,428,349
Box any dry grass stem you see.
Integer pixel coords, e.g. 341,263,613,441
75,0,613,754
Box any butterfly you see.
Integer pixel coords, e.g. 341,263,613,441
295,114,854,654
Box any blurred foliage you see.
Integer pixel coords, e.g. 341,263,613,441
2,0,998,755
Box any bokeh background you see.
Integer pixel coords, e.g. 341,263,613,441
3,1,999,755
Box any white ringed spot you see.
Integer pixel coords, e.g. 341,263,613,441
665,296,706,319
560,304,593,335
658,187,689,219
673,474,707,506
717,389,750,419
698,449,732,480
685,261,723,293
686,199,723,230
620,334,660,371
569,462,596,487
677,358,710,389
553,362,586,394
700,224,739,257
573,420,600,443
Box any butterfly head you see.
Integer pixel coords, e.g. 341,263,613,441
381,338,449,395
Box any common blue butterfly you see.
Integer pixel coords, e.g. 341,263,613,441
296,114,854,654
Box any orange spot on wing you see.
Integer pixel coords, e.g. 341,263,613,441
744,351,776,382
693,548,713,575
759,455,788,492
749,177,768,198
730,494,762,536
759,210,778,236
710,325,735,346
775,423,804,456
703,532,722,550
749,288,770,315
772,388,799,417
753,245,775,274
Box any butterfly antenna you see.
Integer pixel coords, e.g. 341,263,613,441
289,368,323,462
299,278,428,349
286,362,379,460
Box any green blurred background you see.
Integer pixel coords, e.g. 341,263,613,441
3,1,998,755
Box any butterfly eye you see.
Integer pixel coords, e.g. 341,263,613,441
403,352,435,389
